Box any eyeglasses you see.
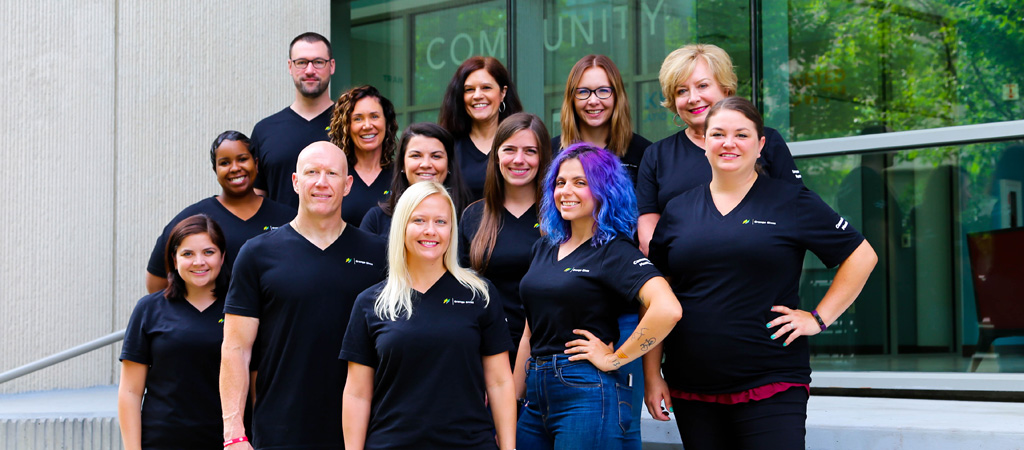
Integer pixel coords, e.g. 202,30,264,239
574,87,614,100
291,58,330,69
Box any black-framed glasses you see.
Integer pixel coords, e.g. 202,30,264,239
574,87,614,100
291,58,330,69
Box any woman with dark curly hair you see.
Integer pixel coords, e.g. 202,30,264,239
438,56,523,202
328,85,399,227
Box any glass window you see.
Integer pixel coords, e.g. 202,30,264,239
349,0,507,127
799,141,1024,373
764,1,1024,140
541,0,752,144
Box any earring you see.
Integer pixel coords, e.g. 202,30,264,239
499,101,506,113
672,114,683,128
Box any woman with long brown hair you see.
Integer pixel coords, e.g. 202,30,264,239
459,112,552,368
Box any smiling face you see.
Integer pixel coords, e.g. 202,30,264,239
573,67,615,132
554,158,595,224
174,232,224,291
498,129,541,188
404,193,452,265
350,96,385,154
704,109,765,176
463,69,507,126
214,139,257,197
289,40,335,98
292,143,352,218
403,136,449,184
673,59,727,133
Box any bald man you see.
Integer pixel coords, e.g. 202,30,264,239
220,142,386,449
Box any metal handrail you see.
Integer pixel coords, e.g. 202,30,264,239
0,329,125,385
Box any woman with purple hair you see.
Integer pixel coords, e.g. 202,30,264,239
513,144,682,449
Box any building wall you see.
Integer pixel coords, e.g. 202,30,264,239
0,0,330,394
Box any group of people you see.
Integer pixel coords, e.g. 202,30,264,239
118,31,877,450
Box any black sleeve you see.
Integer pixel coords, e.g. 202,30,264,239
761,128,803,186
223,241,263,318
361,207,382,236
636,143,660,215
795,189,865,268
146,230,170,277
251,125,268,192
604,239,662,301
458,202,483,269
339,291,380,368
480,283,514,355
120,295,153,364
647,204,675,274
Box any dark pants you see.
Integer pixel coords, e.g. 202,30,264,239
672,386,808,450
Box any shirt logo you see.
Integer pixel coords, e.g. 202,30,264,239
263,225,280,231
383,189,390,195
742,219,777,225
345,258,375,266
533,223,540,229
218,318,224,323
792,169,802,179
633,258,652,267
835,217,849,230
444,297,475,305
563,267,590,273
325,125,331,131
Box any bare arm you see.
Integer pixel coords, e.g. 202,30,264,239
565,276,682,372
769,240,877,345
144,273,168,294
513,321,532,399
637,213,661,256
636,303,672,421
342,362,375,450
220,314,259,449
483,352,516,450
117,361,149,450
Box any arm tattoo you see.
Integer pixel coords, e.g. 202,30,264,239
640,337,657,352
631,327,648,341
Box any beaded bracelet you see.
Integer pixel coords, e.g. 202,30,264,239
224,436,248,447
811,310,828,332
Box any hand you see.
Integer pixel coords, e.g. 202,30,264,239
564,329,618,372
644,374,673,421
766,305,821,346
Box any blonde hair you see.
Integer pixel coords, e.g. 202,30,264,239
559,55,634,158
375,181,490,320
658,44,737,113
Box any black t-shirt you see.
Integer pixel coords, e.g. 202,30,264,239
648,176,864,394
519,236,661,357
121,291,224,450
146,196,294,278
343,167,393,228
636,127,802,215
455,135,490,203
250,106,333,209
551,133,652,187
359,206,392,239
458,201,541,352
340,272,511,450
224,224,386,449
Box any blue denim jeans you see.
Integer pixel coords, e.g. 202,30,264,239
516,354,632,450
615,313,643,450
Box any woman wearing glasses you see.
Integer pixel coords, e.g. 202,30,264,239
552,55,651,187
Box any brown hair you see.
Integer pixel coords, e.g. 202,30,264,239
437,57,523,138
328,85,397,170
469,113,552,272
163,214,227,300
559,55,634,158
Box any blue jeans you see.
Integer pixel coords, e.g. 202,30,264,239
615,313,643,450
516,354,632,450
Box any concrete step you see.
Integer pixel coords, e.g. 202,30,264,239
2,385,1023,450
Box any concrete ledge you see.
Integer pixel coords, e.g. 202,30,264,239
641,395,1024,450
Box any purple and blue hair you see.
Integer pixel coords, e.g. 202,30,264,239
539,143,637,246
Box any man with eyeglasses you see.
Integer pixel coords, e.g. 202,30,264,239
250,32,337,209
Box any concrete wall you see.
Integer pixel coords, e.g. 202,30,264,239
0,0,330,394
